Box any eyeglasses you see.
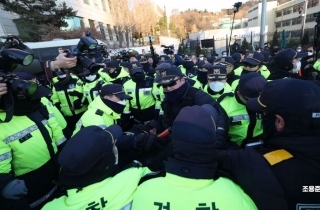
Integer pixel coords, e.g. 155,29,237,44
243,63,258,68
162,78,181,88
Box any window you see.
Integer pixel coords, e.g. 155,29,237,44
276,22,281,28
248,10,252,13
101,0,106,11
253,7,258,11
283,8,292,15
291,30,301,38
99,22,106,39
83,0,90,5
107,24,113,41
282,19,291,26
253,16,258,20
93,0,99,9
293,4,303,13
292,17,302,25
306,14,316,22
308,0,319,8
113,26,118,41
61,17,83,30
276,11,282,17
88,19,95,28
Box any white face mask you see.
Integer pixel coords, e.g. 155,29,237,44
57,74,67,78
222,54,227,57
85,74,97,81
117,99,126,106
297,49,301,52
308,52,313,56
292,61,301,73
209,81,225,92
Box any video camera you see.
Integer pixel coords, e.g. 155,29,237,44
118,49,133,62
0,36,38,96
161,45,174,55
66,36,102,75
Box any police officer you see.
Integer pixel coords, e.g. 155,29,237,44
219,72,266,146
139,55,155,77
51,71,87,131
131,105,257,210
217,56,239,90
98,60,130,85
0,72,67,210
81,73,109,105
73,84,132,135
215,79,320,210
204,65,233,101
156,65,228,132
42,125,152,210
234,51,270,79
268,49,308,80
122,62,159,127
197,60,212,88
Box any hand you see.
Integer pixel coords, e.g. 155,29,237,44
0,80,8,97
307,58,314,62
53,53,77,70
304,64,311,69
2,180,28,200
312,72,318,77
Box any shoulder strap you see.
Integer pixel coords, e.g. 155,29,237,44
138,171,166,186
217,92,234,103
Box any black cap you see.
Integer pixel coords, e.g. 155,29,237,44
247,79,320,119
156,65,184,86
242,51,264,65
100,84,132,99
159,55,170,62
119,62,130,68
198,60,211,68
14,72,51,98
154,63,172,83
238,72,267,98
207,65,227,80
207,56,218,64
128,61,143,74
158,59,174,65
105,60,119,69
273,49,308,71
59,125,122,188
231,53,242,62
218,56,234,66
172,105,218,165
138,54,148,62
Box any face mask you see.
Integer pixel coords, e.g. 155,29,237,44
101,97,126,114
292,61,301,73
182,61,194,69
117,99,126,106
209,81,224,92
165,81,188,103
13,97,42,116
58,74,67,78
130,72,145,83
85,74,97,81
109,68,121,78
297,49,301,52
262,114,278,140
222,54,227,57
308,52,313,56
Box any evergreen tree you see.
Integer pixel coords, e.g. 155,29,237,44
158,7,168,36
271,29,280,48
2,0,77,41
240,38,251,51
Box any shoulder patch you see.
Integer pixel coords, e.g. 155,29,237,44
263,149,293,166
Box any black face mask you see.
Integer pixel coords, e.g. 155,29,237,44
262,114,279,140
183,61,194,69
13,97,42,116
197,71,207,84
109,68,121,79
165,81,189,103
130,72,145,83
141,63,150,71
101,97,125,114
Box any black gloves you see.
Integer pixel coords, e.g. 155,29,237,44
68,91,83,98
215,103,231,132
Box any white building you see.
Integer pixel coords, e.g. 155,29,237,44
247,1,278,32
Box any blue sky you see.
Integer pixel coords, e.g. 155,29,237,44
156,0,250,15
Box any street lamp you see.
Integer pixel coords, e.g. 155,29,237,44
228,2,242,56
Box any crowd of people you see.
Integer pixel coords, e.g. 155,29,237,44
0,35,320,210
